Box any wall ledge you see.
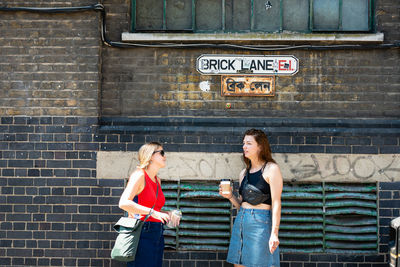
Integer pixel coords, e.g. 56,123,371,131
121,32,384,43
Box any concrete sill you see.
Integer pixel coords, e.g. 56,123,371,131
121,32,384,43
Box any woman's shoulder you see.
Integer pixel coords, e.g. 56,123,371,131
263,162,281,177
129,168,145,182
266,162,280,171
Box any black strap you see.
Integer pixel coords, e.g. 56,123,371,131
142,180,159,222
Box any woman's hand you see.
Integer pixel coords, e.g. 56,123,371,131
168,211,181,227
218,184,233,200
151,211,170,224
269,233,279,254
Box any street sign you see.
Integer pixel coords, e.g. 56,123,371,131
221,76,275,96
196,55,299,75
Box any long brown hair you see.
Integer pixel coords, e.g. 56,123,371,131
243,128,275,169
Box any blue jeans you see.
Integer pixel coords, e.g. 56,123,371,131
227,208,280,267
127,221,164,267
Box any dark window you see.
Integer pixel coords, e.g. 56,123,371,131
312,0,371,31
131,0,373,33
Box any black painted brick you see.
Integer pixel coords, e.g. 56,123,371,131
326,146,351,154
1,117,13,124
1,113,393,266
283,253,310,261
101,143,126,151
47,143,73,150
379,182,400,190
278,136,291,144
272,145,299,153
380,146,400,153
75,143,99,150
299,145,325,153
352,146,379,154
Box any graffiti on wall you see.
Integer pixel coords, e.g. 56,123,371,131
276,154,400,182
97,152,400,182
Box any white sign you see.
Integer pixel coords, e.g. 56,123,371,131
196,54,299,75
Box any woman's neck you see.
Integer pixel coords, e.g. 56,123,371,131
249,158,265,171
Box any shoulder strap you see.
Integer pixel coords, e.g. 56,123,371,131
142,181,159,222
243,168,250,187
261,161,268,172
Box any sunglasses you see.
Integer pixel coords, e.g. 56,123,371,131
153,150,165,157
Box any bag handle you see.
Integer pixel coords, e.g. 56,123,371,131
142,180,159,223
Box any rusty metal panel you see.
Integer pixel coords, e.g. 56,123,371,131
221,75,275,96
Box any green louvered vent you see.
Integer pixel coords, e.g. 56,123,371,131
324,183,378,253
162,181,231,251
280,182,378,253
162,181,377,253
280,183,324,253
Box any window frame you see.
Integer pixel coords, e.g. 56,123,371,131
311,0,374,32
130,0,375,34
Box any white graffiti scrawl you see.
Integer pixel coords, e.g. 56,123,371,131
276,154,400,182
97,152,400,182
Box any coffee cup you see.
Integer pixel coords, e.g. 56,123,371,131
220,179,231,194
167,209,182,228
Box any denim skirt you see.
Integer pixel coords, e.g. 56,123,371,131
127,221,164,267
227,208,280,267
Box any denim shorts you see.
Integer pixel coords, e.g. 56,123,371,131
227,208,280,267
127,221,164,267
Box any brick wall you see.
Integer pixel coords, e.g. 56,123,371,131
100,0,400,118
0,0,399,266
1,116,399,266
101,47,400,118
0,0,100,117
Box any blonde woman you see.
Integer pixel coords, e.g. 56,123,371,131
119,142,178,267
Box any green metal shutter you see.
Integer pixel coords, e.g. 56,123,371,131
162,181,231,251
162,181,377,253
280,182,378,253
324,183,378,253
280,183,325,252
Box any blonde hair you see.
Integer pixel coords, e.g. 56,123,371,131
138,142,162,169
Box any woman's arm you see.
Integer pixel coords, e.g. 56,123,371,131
118,169,169,223
264,163,283,254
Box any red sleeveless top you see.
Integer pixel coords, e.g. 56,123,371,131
131,170,165,222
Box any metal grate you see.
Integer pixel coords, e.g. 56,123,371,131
162,181,378,253
280,182,378,253
280,183,325,253
324,183,378,253
162,181,231,251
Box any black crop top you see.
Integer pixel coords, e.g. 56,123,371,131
239,168,272,205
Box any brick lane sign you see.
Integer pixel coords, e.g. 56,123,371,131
196,54,299,75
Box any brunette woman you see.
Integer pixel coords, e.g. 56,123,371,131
118,142,179,267
219,129,283,267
